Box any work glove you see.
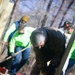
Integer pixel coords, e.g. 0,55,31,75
10,52,15,61
10,52,15,57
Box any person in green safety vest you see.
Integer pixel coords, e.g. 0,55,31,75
65,25,75,74
8,24,35,75
2,15,28,47
0,16,29,71
1,15,28,63
60,22,74,75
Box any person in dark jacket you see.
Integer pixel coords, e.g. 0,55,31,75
30,27,66,75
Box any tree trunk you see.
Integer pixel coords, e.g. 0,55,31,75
41,0,53,27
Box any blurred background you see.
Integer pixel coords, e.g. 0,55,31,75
0,0,75,75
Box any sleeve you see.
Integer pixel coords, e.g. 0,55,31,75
50,29,66,68
51,45,65,68
33,47,47,72
9,32,17,53
3,23,16,42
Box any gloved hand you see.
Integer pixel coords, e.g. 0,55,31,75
10,52,15,61
11,52,15,57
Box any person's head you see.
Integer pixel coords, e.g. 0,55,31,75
30,29,46,49
20,15,28,26
61,21,73,30
18,24,25,34
67,26,74,34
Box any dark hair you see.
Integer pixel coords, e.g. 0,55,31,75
61,21,73,28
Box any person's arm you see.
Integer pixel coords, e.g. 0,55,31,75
9,38,15,53
3,23,16,42
9,31,17,53
49,29,65,68
33,47,47,73
51,45,65,68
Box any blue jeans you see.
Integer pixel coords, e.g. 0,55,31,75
66,59,75,72
10,46,30,75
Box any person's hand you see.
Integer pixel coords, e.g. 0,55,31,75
10,52,15,61
10,52,15,58
1,41,6,51
2,41,6,47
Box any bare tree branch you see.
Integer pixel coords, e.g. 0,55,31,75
41,0,53,27
58,0,74,28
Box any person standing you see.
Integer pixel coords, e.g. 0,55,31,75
8,24,35,75
65,26,75,74
30,27,66,75
60,21,73,75
2,15,28,47
1,16,29,66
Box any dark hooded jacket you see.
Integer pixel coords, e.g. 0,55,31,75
31,27,66,71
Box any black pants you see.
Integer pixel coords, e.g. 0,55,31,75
0,57,12,70
30,62,56,75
